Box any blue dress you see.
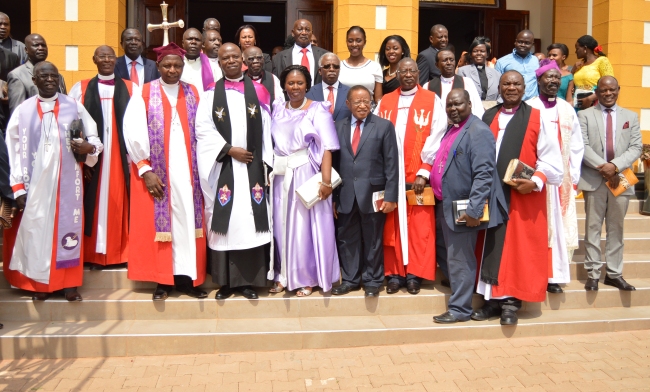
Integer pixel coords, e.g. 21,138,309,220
558,74,573,101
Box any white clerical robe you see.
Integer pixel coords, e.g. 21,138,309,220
373,88,447,265
252,73,285,103
181,57,206,91
527,96,584,284
477,105,564,299
6,93,102,284
423,76,485,119
208,57,223,82
195,87,273,251
123,81,198,280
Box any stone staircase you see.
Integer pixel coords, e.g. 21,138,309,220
0,200,649,360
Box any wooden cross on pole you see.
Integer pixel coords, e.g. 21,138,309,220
147,1,185,46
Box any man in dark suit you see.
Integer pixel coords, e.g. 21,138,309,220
0,47,20,131
431,88,507,323
0,12,27,63
416,24,448,86
272,19,329,85
305,53,351,122
114,28,160,86
331,85,399,298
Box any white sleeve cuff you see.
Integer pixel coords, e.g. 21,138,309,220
138,165,152,177
416,169,430,180
14,189,26,199
532,175,544,192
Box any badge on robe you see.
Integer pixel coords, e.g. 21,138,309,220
218,184,232,206
252,183,264,204
215,107,226,122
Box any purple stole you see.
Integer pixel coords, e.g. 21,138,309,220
18,94,83,269
199,53,214,92
146,79,203,241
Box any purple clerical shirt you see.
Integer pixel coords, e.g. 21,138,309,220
430,117,470,199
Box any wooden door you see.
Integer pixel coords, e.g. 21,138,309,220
484,9,529,59
135,0,187,60
287,0,333,51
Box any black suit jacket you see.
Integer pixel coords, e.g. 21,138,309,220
305,82,352,122
0,48,20,131
271,45,329,85
333,113,399,215
416,46,442,86
114,55,160,84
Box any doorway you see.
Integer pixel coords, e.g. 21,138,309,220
418,7,481,61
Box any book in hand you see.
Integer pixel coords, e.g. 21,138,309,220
503,159,535,186
295,168,342,209
372,190,385,212
69,119,87,163
405,186,435,206
453,200,489,225
606,168,639,197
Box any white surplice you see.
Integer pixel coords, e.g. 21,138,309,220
476,105,564,299
527,96,584,284
181,56,206,92
423,76,485,119
122,80,198,280
195,83,273,251
208,57,223,82
373,87,447,265
6,93,102,284
251,73,285,103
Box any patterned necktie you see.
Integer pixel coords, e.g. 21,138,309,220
327,86,335,114
351,120,362,154
605,108,614,162
130,61,139,85
300,48,310,69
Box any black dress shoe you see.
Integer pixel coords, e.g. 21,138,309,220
215,286,233,300
88,263,104,271
152,287,169,301
364,286,379,297
332,283,359,296
500,309,518,325
584,278,599,291
0,323,3,329
178,287,208,299
64,290,83,302
238,286,259,299
32,292,50,301
604,276,636,291
406,280,420,295
433,311,468,324
547,283,563,293
440,279,451,288
386,282,400,294
471,304,500,321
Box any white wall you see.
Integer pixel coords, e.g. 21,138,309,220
507,0,554,53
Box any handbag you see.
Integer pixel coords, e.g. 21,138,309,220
295,168,342,209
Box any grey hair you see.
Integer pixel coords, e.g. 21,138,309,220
318,52,339,67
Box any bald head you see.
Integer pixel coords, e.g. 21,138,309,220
218,43,243,79
93,45,116,76
596,75,620,108
243,46,264,77
183,28,202,59
292,19,313,48
33,61,60,98
397,58,419,90
446,88,472,124
94,45,114,57
25,34,48,64
514,30,535,57
203,18,220,33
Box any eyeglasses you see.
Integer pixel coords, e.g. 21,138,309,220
95,55,117,61
36,73,59,81
246,55,264,62
321,64,340,70
350,100,371,107
397,69,418,75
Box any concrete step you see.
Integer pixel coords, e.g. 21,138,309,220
1,305,649,359
574,232,650,255
577,214,650,234
575,198,643,215
571,255,650,279
1,278,648,322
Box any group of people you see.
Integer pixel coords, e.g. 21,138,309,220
0,10,643,330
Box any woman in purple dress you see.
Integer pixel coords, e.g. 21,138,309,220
269,65,340,296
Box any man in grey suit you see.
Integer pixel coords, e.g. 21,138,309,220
331,85,399,298
272,19,329,85
0,47,20,131
114,29,160,86
432,89,507,323
0,13,27,64
7,34,67,116
305,53,352,122
416,24,448,86
579,76,642,292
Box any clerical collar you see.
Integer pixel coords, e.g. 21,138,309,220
400,86,418,96
225,75,244,82
208,57,219,62
441,75,455,83
38,93,58,102
539,94,557,108
185,56,199,63
160,79,179,87
452,116,470,128
250,74,262,80
98,73,115,80
502,104,520,114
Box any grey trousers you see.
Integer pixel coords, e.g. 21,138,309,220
583,182,630,279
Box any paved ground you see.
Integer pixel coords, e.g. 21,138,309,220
1,330,649,392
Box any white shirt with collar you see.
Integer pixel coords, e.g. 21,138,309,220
181,56,205,91
292,44,315,84
125,56,145,86
208,57,223,82
423,75,485,119
598,103,618,150
322,81,340,108
350,114,366,143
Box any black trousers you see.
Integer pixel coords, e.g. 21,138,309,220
434,199,449,281
336,199,386,288
157,275,193,292
484,298,523,312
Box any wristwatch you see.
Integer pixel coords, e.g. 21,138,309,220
610,162,620,173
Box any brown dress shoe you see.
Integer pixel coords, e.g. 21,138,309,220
584,278,599,291
32,292,50,301
386,282,400,294
65,290,83,302
153,287,169,301
604,276,636,291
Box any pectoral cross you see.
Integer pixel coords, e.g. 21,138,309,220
44,139,52,152
438,160,444,173
147,1,185,46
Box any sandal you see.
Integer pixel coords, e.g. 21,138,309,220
296,287,312,297
269,282,285,293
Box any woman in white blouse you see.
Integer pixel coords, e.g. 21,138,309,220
338,26,383,103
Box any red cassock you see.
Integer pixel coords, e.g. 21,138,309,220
127,82,207,286
79,79,133,266
377,88,436,281
484,107,551,302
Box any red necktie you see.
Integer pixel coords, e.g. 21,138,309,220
351,120,361,155
130,61,139,85
327,86,335,114
300,48,310,69
605,108,614,162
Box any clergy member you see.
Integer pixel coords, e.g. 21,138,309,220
195,43,273,300
473,70,563,325
203,17,221,33
69,45,136,270
526,59,584,294
202,29,223,83
423,49,484,119
4,61,102,301
180,28,216,92
123,42,208,301
373,58,447,294
244,46,283,104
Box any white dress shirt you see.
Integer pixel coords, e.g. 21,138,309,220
291,44,315,84
323,81,340,107
598,103,618,150
125,56,145,86
350,114,366,143
181,56,205,91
